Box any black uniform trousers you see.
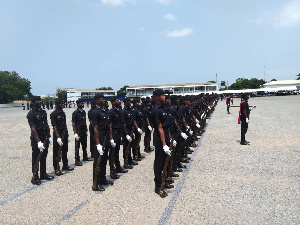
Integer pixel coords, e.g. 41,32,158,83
89,124,95,158
131,130,141,158
75,126,88,160
123,127,134,164
31,135,49,175
241,119,248,142
53,130,69,170
111,129,122,169
153,129,169,187
144,127,151,151
93,131,109,184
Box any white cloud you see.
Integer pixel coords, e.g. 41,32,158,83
163,13,177,21
101,0,135,6
156,0,171,5
274,0,300,27
167,28,193,38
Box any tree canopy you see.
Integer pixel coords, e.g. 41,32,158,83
117,85,129,96
228,78,265,90
0,71,32,103
56,89,67,101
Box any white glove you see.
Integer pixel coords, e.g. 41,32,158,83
186,126,190,131
196,124,201,129
173,140,177,147
133,133,135,139
74,133,80,141
163,145,171,156
38,141,45,152
148,126,152,131
86,131,89,136
246,118,249,123
68,136,70,142
189,130,193,136
137,128,143,135
96,144,103,155
110,139,116,147
126,135,132,142
180,132,188,140
196,119,199,124
57,138,63,146
48,137,52,145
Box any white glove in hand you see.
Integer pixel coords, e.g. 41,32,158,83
180,132,188,140
126,135,132,142
196,124,201,129
137,128,143,135
110,139,116,147
57,138,63,146
163,145,171,156
173,140,177,147
86,131,89,136
96,144,103,155
148,126,152,131
48,137,52,145
186,126,190,131
246,118,249,123
74,133,80,141
68,136,70,142
189,130,193,136
38,141,44,152
196,119,199,124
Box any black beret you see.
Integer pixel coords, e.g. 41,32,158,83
31,96,41,102
180,96,186,102
94,94,104,99
143,99,150,104
146,96,150,100
132,98,140,104
123,97,131,103
153,89,165,96
191,97,197,102
55,98,64,104
170,95,178,100
110,96,118,102
76,98,83,104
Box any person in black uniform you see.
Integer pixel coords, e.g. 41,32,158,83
240,93,250,145
88,101,96,158
27,96,54,184
226,95,231,114
50,101,53,109
72,99,92,166
107,96,128,178
50,98,74,175
92,94,114,191
152,89,174,197
142,99,153,153
121,98,138,168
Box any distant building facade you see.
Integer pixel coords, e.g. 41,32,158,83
58,88,117,102
262,80,300,90
126,82,218,97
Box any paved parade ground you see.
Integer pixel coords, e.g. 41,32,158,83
0,95,299,224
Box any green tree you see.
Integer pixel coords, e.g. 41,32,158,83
96,87,113,90
0,71,32,103
228,77,265,90
57,90,67,101
296,73,300,80
117,85,129,96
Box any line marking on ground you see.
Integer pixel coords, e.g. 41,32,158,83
56,200,89,224
158,110,214,225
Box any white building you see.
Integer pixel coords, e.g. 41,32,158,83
126,82,218,97
262,80,300,91
60,88,117,102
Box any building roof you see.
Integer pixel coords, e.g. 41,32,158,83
128,82,216,88
64,88,115,92
264,80,300,86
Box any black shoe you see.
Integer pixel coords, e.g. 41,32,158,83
55,170,63,176
155,188,168,198
139,155,145,159
129,161,138,166
172,172,179,177
62,166,74,171
94,185,105,191
83,157,93,161
240,141,249,145
31,176,41,185
178,163,186,169
176,168,183,172
134,157,141,161
100,179,114,185
165,183,174,189
75,161,82,166
116,166,128,173
245,140,250,144
110,172,120,179
180,158,189,163
40,173,54,180
187,150,193,154
127,165,133,169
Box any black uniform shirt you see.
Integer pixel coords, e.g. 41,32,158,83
107,106,123,130
91,106,111,131
27,107,49,133
88,107,95,123
132,106,144,128
72,109,87,127
177,104,186,128
121,106,135,129
240,100,250,120
185,105,193,125
152,103,171,130
50,109,67,130
142,106,153,127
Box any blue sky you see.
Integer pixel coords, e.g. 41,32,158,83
1,0,300,95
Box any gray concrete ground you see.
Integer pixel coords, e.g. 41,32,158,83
0,96,299,224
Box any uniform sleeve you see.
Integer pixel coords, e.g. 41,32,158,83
50,112,57,126
153,107,162,125
71,111,76,123
27,111,35,127
91,110,99,126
